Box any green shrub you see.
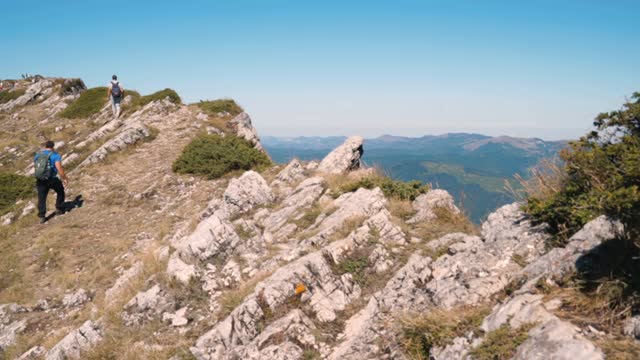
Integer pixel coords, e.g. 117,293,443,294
0,89,26,104
59,87,108,119
524,91,640,245
197,99,244,117
172,134,272,179
130,88,181,109
0,173,35,215
340,175,430,201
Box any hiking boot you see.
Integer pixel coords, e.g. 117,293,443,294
55,209,65,216
39,217,46,224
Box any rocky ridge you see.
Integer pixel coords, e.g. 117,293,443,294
0,77,634,359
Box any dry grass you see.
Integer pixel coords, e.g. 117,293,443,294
412,207,478,242
469,323,534,360
388,198,416,221
398,305,491,359
327,215,368,242
292,203,323,231
597,338,640,360
217,272,272,319
506,158,566,203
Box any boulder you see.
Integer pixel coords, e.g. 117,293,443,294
45,320,103,360
223,171,274,216
62,288,90,308
408,189,460,223
317,136,364,174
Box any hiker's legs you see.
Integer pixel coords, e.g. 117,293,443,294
50,178,65,212
111,96,117,118
115,102,121,119
36,180,50,218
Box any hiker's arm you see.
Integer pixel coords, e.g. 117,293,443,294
55,161,68,186
106,86,111,101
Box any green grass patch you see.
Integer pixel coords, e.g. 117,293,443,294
196,99,244,117
59,87,107,119
0,173,35,215
0,89,26,104
469,323,534,360
172,134,272,179
339,174,430,201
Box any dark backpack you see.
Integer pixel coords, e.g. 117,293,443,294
111,82,122,98
34,151,53,180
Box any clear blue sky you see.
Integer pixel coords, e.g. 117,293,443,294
2,0,638,140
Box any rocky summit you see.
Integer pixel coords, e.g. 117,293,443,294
0,77,633,359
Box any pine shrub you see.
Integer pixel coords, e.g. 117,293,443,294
0,173,35,215
524,92,640,245
172,134,271,179
59,87,108,119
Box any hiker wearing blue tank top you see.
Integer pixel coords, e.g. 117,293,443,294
107,74,125,119
34,141,69,224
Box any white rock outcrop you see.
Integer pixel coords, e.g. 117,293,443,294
317,136,364,174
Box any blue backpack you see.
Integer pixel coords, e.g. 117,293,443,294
111,82,122,98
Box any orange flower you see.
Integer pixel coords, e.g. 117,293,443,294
295,282,306,295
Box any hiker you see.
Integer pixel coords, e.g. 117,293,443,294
34,141,69,224
107,74,124,119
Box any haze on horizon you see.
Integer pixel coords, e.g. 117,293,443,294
2,0,638,141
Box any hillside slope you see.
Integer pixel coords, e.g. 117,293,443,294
0,77,636,360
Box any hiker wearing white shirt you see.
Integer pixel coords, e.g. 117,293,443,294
107,75,124,119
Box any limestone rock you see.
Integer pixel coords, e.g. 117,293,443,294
62,288,90,308
408,189,460,223
167,253,198,283
45,320,103,360
18,345,46,359
163,307,189,327
123,285,172,325
317,136,364,174
104,261,143,303
480,294,604,360
0,79,54,112
78,121,151,167
328,254,433,359
228,112,267,153
223,171,274,215
519,216,623,292
262,177,326,235
305,187,386,247
624,315,640,339
0,319,26,351
272,159,305,185
175,214,241,262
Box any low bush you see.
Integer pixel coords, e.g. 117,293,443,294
130,88,181,109
59,87,108,119
0,88,26,104
172,134,272,179
523,92,640,245
197,99,244,117
339,174,430,201
0,173,35,215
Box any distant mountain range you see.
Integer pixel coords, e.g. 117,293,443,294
262,134,568,223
